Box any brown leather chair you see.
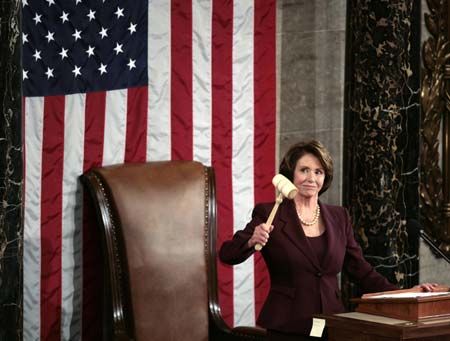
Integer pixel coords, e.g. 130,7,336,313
81,160,267,341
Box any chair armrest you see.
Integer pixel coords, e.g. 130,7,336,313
231,326,267,340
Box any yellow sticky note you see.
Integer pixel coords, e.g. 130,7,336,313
309,317,326,337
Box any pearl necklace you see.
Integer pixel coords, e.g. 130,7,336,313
297,205,320,226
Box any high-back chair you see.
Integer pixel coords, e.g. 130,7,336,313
81,160,267,341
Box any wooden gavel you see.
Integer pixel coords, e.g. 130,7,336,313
254,174,298,251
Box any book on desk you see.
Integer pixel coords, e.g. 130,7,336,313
350,285,450,321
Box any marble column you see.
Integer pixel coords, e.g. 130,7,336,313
0,0,23,340
342,0,421,306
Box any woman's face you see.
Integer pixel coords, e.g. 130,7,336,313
293,153,325,198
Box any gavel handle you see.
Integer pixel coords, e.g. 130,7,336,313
255,193,284,251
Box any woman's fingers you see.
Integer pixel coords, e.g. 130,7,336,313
416,283,439,292
255,224,274,246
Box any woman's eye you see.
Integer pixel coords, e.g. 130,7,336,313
315,170,323,175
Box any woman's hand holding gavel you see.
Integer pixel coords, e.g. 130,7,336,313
248,223,274,250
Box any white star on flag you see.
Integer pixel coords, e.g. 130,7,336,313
99,27,108,39
113,43,123,55
60,11,69,23
98,64,107,75
72,65,81,77
45,31,55,43
87,9,95,21
33,13,42,25
115,7,124,18
86,45,95,57
127,58,136,70
45,67,54,79
33,50,41,61
72,29,82,41
128,22,137,34
59,48,68,59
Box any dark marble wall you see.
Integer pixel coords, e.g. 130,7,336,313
0,0,22,340
343,0,421,304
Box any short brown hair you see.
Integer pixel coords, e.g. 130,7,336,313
279,140,333,195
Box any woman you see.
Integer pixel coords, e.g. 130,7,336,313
219,140,436,340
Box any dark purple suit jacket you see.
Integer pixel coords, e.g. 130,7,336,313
219,199,398,335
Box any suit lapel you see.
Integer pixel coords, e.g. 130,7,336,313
279,200,321,270
319,201,337,271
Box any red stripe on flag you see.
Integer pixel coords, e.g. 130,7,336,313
83,92,106,169
171,0,193,160
82,92,106,341
253,0,277,320
40,95,65,341
125,86,148,162
212,0,234,327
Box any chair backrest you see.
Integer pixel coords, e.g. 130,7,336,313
82,160,268,341
82,161,212,341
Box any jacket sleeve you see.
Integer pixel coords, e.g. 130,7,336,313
219,203,268,265
342,208,399,293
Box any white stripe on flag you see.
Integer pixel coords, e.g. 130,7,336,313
192,0,212,165
103,89,128,166
61,94,86,341
147,0,171,161
232,0,255,327
23,97,44,341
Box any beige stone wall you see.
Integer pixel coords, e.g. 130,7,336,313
419,243,450,283
277,0,346,205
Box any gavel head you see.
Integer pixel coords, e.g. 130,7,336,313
272,174,298,199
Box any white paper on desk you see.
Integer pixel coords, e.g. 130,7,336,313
309,318,325,337
367,291,450,299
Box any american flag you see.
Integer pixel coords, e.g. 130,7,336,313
22,0,276,340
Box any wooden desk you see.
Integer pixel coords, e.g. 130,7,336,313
318,312,450,340
353,288,450,321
